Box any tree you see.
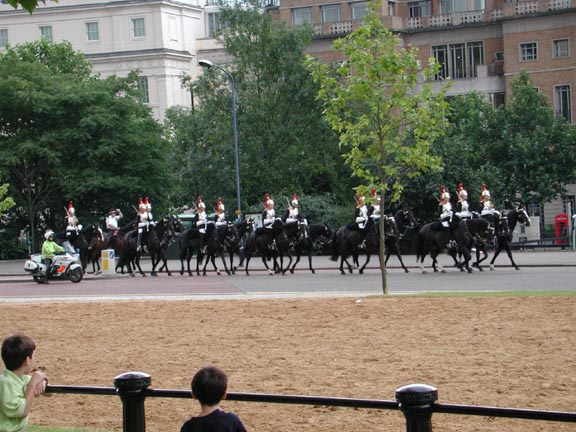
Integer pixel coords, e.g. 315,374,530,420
308,0,450,294
166,0,352,213
0,41,168,252
6,0,57,14
491,71,576,206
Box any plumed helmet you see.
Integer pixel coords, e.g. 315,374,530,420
265,193,274,208
138,197,145,210
44,230,54,240
144,197,151,210
482,184,487,190
217,197,225,212
371,188,381,203
441,185,446,192
291,194,298,207
458,183,463,191
197,196,205,210
109,208,116,215
67,200,75,216
356,194,364,207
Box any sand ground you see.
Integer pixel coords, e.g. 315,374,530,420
1,296,574,431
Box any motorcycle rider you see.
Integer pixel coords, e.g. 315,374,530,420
41,231,65,284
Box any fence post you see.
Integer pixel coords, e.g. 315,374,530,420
114,372,151,432
395,383,438,432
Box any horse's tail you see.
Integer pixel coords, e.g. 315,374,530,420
414,229,424,262
329,228,339,261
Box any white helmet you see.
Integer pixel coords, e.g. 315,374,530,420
44,231,54,240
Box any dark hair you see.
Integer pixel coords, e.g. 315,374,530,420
191,366,228,406
1,335,36,371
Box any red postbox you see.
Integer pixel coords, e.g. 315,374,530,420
555,214,569,245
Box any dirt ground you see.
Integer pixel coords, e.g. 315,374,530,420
1,296,574,432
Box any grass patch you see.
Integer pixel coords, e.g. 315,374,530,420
415,290,576,297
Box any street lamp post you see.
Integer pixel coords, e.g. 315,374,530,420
198,59,241,216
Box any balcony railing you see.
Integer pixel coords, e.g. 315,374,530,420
313,0,575,36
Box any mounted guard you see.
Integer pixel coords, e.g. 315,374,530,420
136,197,154,253
480,184,501,219
283,194,308,247
439,186,453,230
262,193,277,250
215,197,227,228
369,189,381,224
353,194,368,230
455,183,472,220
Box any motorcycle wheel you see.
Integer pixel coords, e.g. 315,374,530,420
68,267,83,283
33,275,44,284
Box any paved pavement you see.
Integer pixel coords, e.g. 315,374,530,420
0,251,574,302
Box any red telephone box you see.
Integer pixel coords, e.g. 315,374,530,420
555,214,569,245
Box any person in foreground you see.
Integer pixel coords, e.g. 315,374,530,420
180,366,246,432
0,335,47,432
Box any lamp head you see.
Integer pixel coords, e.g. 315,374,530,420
198,59,214,68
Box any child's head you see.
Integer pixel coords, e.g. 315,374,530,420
1,335,36,371
191,366,228,406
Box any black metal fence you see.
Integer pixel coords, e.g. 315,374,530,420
45,372,576,432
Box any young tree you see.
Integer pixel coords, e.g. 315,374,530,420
308,1,450,294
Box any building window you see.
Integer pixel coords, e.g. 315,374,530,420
441,0,484,12
137,76,149,104
322,4,341,23
432,41,484,80
409,1,430,17
86,22,99,41
132,18,145,38
351,2,369,20
520,42,537,61
207,12,222,38
292,7,312,26
552,38,569,58
0,29,7,48
39,26,53,42
554,85,572,123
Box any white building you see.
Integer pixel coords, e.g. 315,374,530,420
0,0,209,121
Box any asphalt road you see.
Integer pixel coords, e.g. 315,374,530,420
0,251,574,303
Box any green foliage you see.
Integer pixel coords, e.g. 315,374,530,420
6,0,57,14
308,0,449,208
0,41,168,252
166,0,352,212
429,71,576,218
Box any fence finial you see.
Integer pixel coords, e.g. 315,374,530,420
114,372,151,432
396,383,438,432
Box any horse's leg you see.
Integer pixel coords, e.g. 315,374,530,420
489,243,503,271
290,250,301,274
282,251,293,275
219,250,230,275
359,253,370,274
395,248,409,273
307,248,315,274
503,241,520,270
261,255,273,276
135,253,146,276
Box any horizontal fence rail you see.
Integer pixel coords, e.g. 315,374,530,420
45,373,576,432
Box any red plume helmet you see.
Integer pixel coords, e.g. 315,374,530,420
67,200,74,211
371,189,376,198
357,194,364,207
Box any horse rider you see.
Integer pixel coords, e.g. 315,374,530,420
354,194,368,230
439,185,453,230
214,197,227,228
195,196,211,253
480,184,501,218
136,197,154,253
262,193,277,249
455,183,472,220
63,200,81,254
369,189,382,224
41,230,65,284
283,194,308,246
105,208,123,249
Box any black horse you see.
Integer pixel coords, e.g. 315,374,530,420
449,217,494,271
488,206,531,271
118,218,174,277
178,226,204,276
54,225,95,273
200,222,231,276
244,219,292,276
288,223,332,274
415,214,474,273
330,218,375,275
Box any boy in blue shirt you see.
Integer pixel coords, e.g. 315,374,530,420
0,335,47,432
180,366,246,432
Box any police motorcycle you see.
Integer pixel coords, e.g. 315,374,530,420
24,251,84,284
